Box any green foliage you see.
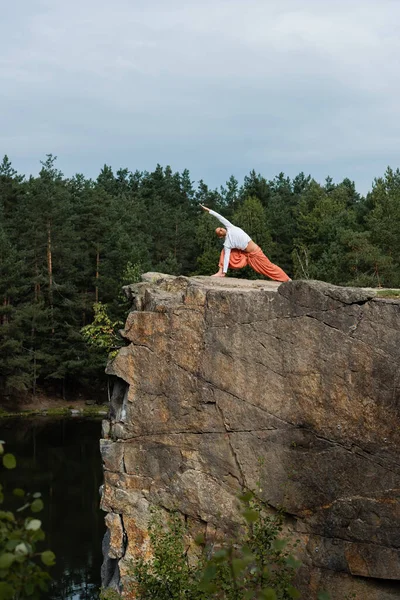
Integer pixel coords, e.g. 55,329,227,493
365,167,400,287
155,253,181,276
196,493,301,600
132,509,206,599
121,492,301,600
375,289,400,298
99,588,123,600
233,196,274,255
81,302,123,360
292,180,361,283
120,261,143,287
195,247,222,276
2,455,16,471
0,444,55,599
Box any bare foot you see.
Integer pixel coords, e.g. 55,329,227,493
212,272,226,277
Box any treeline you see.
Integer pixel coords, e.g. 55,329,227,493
1,154,400,401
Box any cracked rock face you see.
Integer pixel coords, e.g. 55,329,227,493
101,274,400,599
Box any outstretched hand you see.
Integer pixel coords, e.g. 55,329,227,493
200,204,210,212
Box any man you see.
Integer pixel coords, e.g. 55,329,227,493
200,205,291,281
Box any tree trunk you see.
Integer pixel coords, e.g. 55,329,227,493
34,257,40,301
375,262,382,288
32,349,37,398
95,250,100,303
47,220,54,333
1,297,8,325
82,290,87,326
32,253,39,396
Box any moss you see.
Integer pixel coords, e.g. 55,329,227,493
375,289,400,298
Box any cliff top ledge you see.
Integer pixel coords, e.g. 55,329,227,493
123,271,400,306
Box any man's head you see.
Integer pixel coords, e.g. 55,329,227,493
215,227,227,238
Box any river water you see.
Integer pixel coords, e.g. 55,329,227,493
0,417,104,599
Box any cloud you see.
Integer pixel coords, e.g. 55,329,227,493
1,0,400,193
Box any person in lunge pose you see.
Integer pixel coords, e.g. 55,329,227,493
200,205,291,281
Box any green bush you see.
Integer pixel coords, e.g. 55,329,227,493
99,588,123,600
81,302,124,360
0,441,55,599
99,491,358,600
195,492,301,600
118,491,302,600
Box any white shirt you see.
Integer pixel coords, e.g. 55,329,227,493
209,210,251,273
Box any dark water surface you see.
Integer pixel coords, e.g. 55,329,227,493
0,417,104,599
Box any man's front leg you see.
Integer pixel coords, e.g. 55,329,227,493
212,249,226,277
212,268,226,277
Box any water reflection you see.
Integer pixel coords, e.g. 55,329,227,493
0,418,104,599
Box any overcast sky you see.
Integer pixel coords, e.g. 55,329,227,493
1,0,400,194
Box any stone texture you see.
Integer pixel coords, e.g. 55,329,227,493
101,274,400,599
104,513,125,559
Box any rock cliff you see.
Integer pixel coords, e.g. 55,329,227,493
100,273,400,599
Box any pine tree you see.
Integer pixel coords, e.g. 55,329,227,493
293,180,362,284
220,175,239,212
365,167,400,286
0,226,32,395
0,155,25,226
240,170,271,206
265,173,298,274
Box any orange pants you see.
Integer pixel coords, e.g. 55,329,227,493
219,247,290,282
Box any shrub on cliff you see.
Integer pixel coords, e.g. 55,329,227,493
99,491,347,600
81,302,124,362
122,492,302,600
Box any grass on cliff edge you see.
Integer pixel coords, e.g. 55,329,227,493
0,405,109,419
375,289,400,298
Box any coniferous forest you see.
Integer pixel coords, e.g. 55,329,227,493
1,154,400,402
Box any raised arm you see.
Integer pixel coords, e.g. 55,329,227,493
200,205,232,228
